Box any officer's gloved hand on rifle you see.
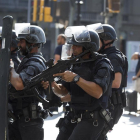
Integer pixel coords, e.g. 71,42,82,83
41,81,49,89
41,81,62,106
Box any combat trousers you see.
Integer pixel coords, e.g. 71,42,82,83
56,112,77,140
68,114,105,140
111,104,123,125
9,117,44,140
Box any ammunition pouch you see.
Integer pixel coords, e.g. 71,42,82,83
111,90,121,105
14,103,48,122
29,103,48,120
121,92,127,107
111,90,126,108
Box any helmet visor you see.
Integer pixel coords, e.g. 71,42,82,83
86,23,104,33
65,26,91,43
61,43,73,60
15,23,30,37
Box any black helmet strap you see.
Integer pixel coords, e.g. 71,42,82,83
26,42,40,53
99,38,114,53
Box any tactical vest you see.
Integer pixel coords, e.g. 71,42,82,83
10,54,47,111
16,54,46,73
69,55,114,111
107,49,128,88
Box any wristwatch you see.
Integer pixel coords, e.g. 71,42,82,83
73,75,80,83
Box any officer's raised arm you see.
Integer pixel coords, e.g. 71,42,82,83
10,65,24,90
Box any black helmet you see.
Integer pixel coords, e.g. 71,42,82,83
11,30,18,48
17,25,46,44
67,30,100,53
99,24,118,41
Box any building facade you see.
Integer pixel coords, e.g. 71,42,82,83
0,0,140,68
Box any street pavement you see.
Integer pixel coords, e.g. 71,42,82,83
44,72,140,140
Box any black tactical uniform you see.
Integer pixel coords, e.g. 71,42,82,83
56,26,114,140
89,24,128,140
98,24,127,124
9,53,46,140
100,46,126,125
9,25,47,140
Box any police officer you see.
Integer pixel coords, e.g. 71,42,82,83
50,26,114,140
9,25,49,140
88,24,128,140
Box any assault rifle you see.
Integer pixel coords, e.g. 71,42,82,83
9,50,97,110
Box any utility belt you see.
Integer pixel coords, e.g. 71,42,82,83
56,107,112,130
72,109,112,128
71,110,99,126
9,103,48,122
111,90,126,107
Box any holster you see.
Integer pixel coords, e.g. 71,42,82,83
99,123,110,138
111,90,126,108
99,109,112,130
111,91,117,105
99,109,113,137
121,92,127,107
56,118,65,128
